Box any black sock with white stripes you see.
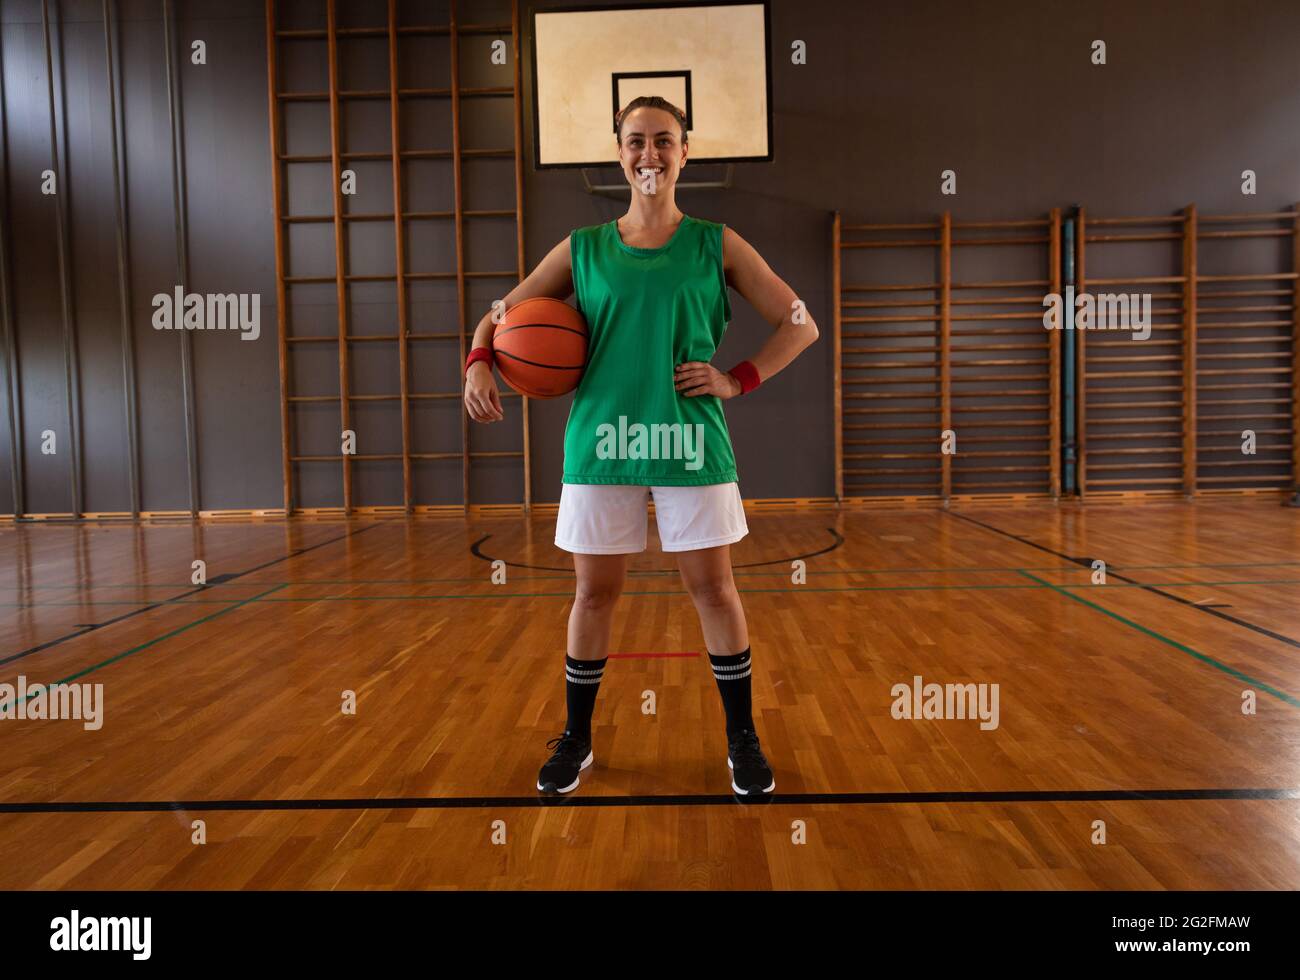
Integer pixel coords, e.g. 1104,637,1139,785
564,655,607,741
708,647,754,736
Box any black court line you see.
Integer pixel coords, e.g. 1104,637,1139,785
0,523,382,669
471,527,845,573
1,787,1296,814
947,512,1300,650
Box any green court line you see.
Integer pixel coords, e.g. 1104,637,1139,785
1103,561,1300,571
1,581,1106,608
1055,579,1300,589
7,559,1300,592
7,577,1300,608
1017,570,1300,710
250,584,1045,601
6,573,1297,721
3,599,240,607
0,584,288,711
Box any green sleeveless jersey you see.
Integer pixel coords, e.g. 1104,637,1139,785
563,214,738,486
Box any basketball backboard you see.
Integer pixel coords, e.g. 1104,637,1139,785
530,1,773,169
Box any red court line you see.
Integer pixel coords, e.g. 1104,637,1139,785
607,652,700,659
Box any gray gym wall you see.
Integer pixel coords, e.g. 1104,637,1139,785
1,0,1297,513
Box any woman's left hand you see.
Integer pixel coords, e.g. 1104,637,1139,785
674,361,741,399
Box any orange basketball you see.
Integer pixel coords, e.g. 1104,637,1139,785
492,297,588,398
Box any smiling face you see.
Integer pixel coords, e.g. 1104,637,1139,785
617,106,688,196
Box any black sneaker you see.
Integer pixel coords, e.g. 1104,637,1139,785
537,730,594,794
727,728,775,795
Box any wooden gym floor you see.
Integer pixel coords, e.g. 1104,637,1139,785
0,497,1297,889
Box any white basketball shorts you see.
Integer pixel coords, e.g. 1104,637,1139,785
554,482,749,554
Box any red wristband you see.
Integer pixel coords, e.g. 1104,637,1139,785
727,360,761,395
465,346,494,375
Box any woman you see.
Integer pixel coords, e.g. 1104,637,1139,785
463,96,818,796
